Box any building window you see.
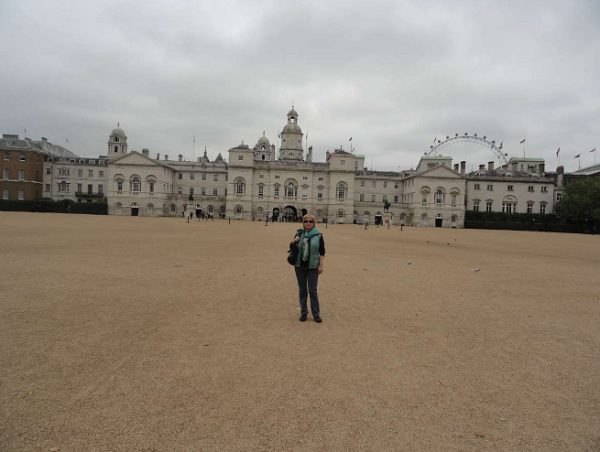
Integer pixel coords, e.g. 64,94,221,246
18,190,24,200
302,176,308,180
302,193,308,201
98,184,103,194
451,194,457,206
149,182,154,193
474,184,480,190
132,176,141,192
383,182,388,188
19,154,26,162
170,204,176,213
235,205,243,215
88,184,93,194
88,170,93,177
189,188,194,196
190,173,195,180
45,184,50,192
337,209,344,218
486,201,492,212
473,200,480,212
78,169,83,177
421,195,427,206
340,160,345,165
286,183,297,198
213,188,218,196
178,174,182,180
3,152,9,161
372,195,376,202
360,180,365,187
235,178,245,195
214,175,218,182
99,171,104,177
336,182,347,200
2,189,8,199
541,186,548,193
258,184,264,197
487,184,493,191
58,181,70,192
46,167,51,175
451,214,458,223
527,202,534,213
317,192,323,200
359,194,364,202
434,189,444,204
238,155,243,160
528,185,534,192
274,186,280,198
201,188,206,195
556,193,562,201
2,169,8,179
77,183,82,193
540,203,547,214
502,202,515,214
202,173,206,180
507,185,513,191
318,177,323,181
18,169,25,180
394,195,399,203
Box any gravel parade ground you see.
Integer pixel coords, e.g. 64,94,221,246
1,212,599,451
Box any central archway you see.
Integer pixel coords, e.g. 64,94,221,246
282,205,297,222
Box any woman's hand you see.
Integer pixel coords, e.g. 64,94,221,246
318,266,323,274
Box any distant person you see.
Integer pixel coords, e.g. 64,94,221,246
290,214,325,323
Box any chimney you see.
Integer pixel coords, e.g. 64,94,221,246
142,148,149,157
164,155,169,161
178,154,183,162
454,163,459,172
460,161,466,174
479,164,485,171
557,165,564,187
539,163,545,175
156,153,160,160
488,161,494,171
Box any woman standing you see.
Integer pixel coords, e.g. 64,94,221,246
291,214,325,323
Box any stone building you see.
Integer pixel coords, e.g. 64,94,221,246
29,108,574,227
1,134,76,201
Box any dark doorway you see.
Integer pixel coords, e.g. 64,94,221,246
283,205,297,222
435,216,442,227
131,207,139,217
272,208,280,222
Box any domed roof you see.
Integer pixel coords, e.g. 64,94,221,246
287,108,298,117
111,127,126,138
256,133,270,146
283,123,302,134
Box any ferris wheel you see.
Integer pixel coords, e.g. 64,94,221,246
427,133,509,166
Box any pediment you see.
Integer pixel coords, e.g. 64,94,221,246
110,151,165,167
418,165,463,179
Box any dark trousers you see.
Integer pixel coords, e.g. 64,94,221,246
295,267,320,317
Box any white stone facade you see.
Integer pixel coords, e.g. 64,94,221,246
39,110,562,227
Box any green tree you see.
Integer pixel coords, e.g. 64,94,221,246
555,178,600,229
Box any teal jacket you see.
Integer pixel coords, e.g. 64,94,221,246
295,227,323,269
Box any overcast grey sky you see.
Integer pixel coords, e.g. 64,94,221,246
1,0,598,172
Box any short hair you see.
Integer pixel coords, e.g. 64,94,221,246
302,213,316,223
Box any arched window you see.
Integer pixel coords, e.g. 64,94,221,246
257,183,264,198
435,189,445,205
421,213,428,222
235,205,243,216
336,182,347,200
131,176,141,192
234,178,245,195
207,205,214,213
286,183,297,198
170,204,176,213
115,137,119,143
451,214,458,223
337,209,344,218
256,207,264,216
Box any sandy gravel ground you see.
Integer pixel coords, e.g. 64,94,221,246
1,212,599,451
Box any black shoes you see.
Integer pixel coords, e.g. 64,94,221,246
299,314,307,322
314,316,322,323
